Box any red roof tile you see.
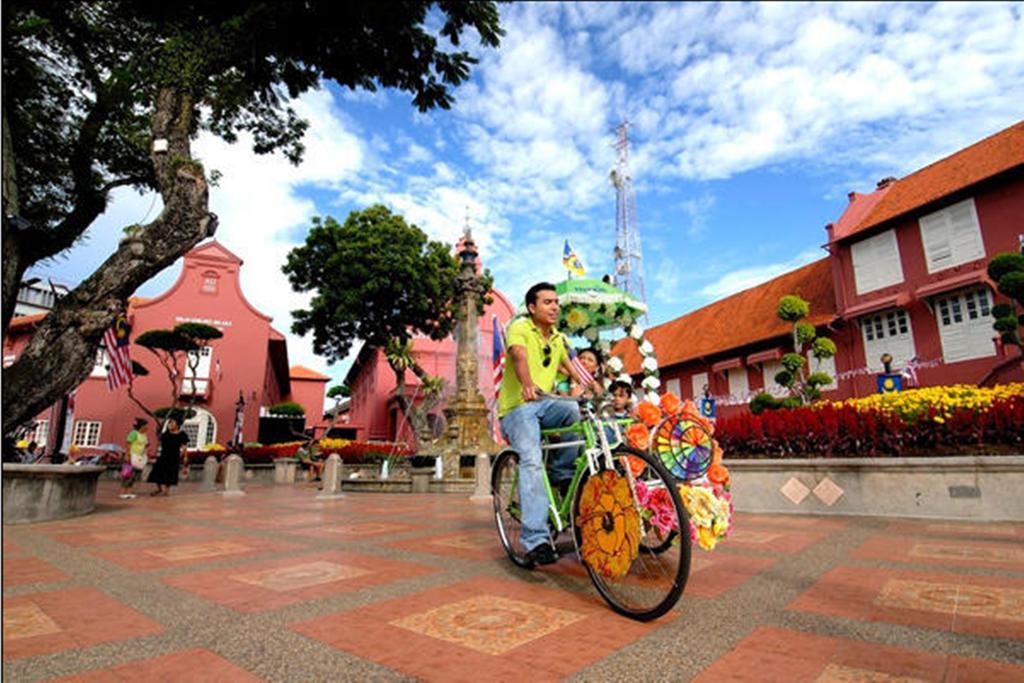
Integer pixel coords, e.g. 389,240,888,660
7,313,47,331
615,259,836,373
840,120,1024,240
290,365,330,381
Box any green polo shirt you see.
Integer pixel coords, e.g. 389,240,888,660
498,317,570,417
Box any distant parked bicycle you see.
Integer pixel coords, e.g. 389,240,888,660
492,392,692,621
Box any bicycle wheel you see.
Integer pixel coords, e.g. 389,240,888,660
572,445,691,621
492,449,532,568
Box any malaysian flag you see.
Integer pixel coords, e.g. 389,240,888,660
568,347,595,389
102,314,133,390
492,315,505,398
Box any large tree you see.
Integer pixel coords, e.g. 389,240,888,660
2,1,503,435
283,205,468,446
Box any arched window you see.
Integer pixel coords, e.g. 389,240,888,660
182,407,218,448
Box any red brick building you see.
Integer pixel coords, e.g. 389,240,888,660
4,241,328,450
619,121,1024,416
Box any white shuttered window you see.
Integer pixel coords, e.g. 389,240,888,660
665,378,681,398
860,309,915,372
761,360,788,397
851,229,904,294
690,372,708,400
727,367,748,400
919,198,985,274
935,288,996,363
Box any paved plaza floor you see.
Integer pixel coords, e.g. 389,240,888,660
3,480,1023,682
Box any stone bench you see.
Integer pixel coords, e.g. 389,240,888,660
2,463,106,523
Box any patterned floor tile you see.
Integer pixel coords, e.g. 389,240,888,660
286,521,421,539
163,551,436,613
695,626,1024,683
51,648,263,682
855,536,1024,569
91,536,301,570
787,566,1024,639
388,531,505,561
3,556,71,586
720,528,826,553
290,576,669,681
50,525,213,547
3,588,163,661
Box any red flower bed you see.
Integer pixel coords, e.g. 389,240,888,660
319,440,413,464
716,395,1024,457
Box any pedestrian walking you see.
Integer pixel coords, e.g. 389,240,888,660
120,419,149,499
148,417,189,496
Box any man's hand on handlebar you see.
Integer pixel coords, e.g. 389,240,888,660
522,383,541,402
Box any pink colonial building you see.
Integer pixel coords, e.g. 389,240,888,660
344,287,517,444
4,241,328,451
619,121,1024,417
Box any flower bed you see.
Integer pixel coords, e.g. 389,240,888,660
183,439,413,465
717,384,1024,458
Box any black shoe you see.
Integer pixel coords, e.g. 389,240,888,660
525,543,559,567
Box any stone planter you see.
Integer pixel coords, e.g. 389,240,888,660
2,464,106,523
727,455,1024,521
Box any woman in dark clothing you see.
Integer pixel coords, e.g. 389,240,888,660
148,418,189,496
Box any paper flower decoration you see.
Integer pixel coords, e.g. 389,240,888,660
635,401,662,427
646,390,660,404
607,356,624,372
640,339,654,354
629,324,645,340
660,392,683,416
597,339,612,353
642,357,659,372
625,423,650,450
576,471,641,579
584,326,599,342
642,375,661,390
617,373,632,385
565,307,590,331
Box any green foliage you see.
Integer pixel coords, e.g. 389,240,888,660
135,329,196,352
795,322,816,345
268,401,305,416
994,315,1020,333
750,392,780,415
812,337,837,359
327,385,351,400
154,406,197,422
987,252,1024,349
987,253,1024,285
992,303,1014,319
773,369,794,387
806,372,833,388
781,353,806,374
283,206,461,363
999,271,1024,301
3,1,503,265
780,397,803,409
777,295,810,322
173,322,223,342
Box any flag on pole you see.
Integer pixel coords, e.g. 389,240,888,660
901,357,919,388
492,315,505,398
562,239,586,277
103,314,133,391
568,347,595,389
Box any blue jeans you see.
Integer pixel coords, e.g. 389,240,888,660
500,398,581,551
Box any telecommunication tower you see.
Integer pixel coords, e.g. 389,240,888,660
610,121,647,313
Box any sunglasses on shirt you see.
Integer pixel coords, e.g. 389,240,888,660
542,344,552,367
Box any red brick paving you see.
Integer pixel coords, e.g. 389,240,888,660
3,588,163,661
3,556,71,586
787,566,1024,639
695,625,1024,683
51,648,262,682
89,535,303,571
290,575,668,682
163,550,437,613
854,535,1024,570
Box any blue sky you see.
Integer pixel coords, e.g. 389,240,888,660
33,2,1024,387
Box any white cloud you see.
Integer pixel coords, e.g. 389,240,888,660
698,249,825,300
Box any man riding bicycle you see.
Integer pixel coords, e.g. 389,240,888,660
498,282,592,567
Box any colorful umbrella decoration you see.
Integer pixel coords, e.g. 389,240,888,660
555,278,647,335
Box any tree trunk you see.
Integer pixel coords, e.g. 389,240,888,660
2,106,24,336
2,88,211,436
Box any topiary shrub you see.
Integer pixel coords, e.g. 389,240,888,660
988,251,1024,350
268,401,305,416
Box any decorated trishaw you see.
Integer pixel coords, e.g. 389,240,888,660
492,278,733,621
